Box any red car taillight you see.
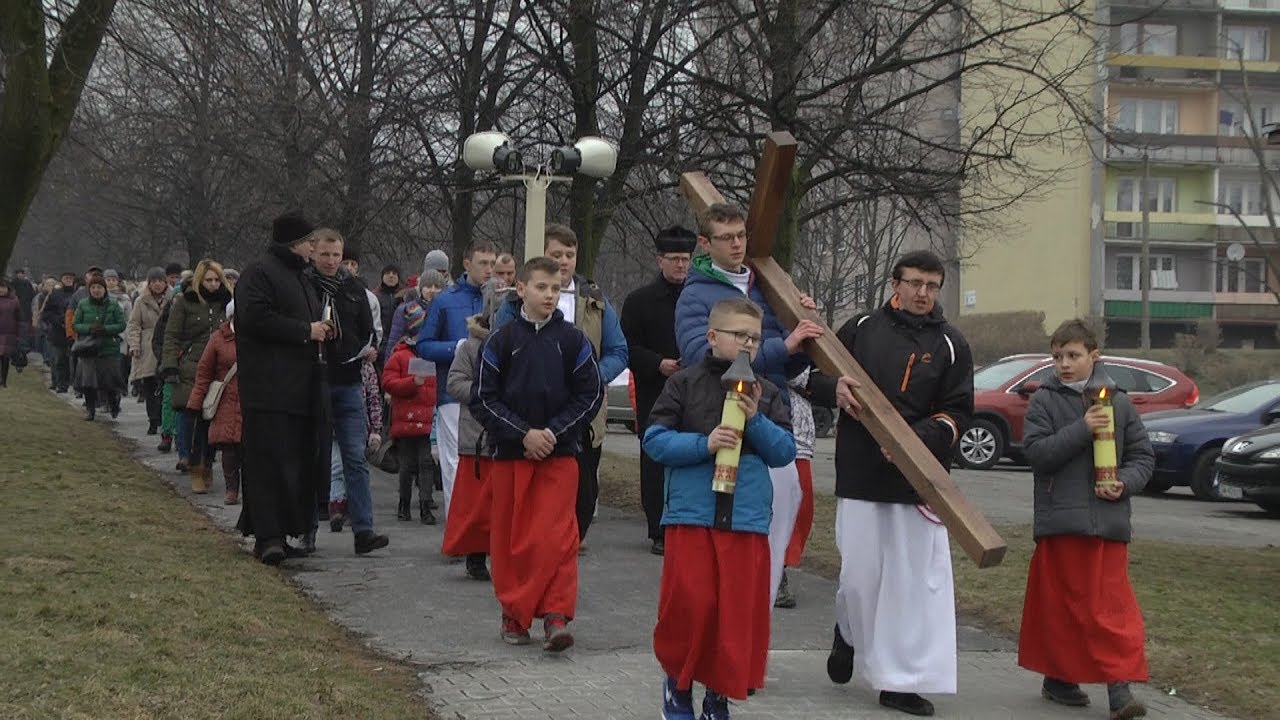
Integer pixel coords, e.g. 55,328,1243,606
1184,382,1199,408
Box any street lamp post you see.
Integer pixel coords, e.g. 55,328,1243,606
462,131,618,263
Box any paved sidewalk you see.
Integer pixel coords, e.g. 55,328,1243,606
80,389,1230,720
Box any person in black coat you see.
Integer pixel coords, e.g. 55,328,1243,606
619,225,696,555
234,212,335,565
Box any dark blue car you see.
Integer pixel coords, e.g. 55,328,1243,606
1143,380,1280,500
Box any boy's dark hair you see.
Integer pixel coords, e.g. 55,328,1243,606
1050,319,1100,352
342,246,360,263
709,297,763,325
465,239,497,259
892,250,946,285
697,202,747,237
544,223,578,249
519,256,562,283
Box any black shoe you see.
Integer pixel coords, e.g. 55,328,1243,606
1107,683,1146,719
879,691,934,716
397,499,412,521
465,553,491,581
109,404,120,419
300,530,317,555
83,408,95,421
354,530,389,555
260,540,286,566
157,434,172,452
650,539,664,556
420,503,437,525
1043,677,1090,707
827,624,855,684
56,387,68,394
146,421,159,435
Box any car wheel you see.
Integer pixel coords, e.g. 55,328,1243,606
1189,448,1224,501
1256,501,1280,518
958,419,1005,470
1142,478,1173,495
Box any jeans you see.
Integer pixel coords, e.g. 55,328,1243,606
332,382,374,534
47,343,70,390
177,409,210,466
329,442,346,502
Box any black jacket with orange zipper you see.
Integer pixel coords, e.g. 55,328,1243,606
810,298,975,504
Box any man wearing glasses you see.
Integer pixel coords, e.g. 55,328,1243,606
674,202,821,617
809,249,975,717
620,225,698,556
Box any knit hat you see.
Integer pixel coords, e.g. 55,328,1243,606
381,263,401,277
654,225,697,254
402,301,428,337
272,211,315,246
422,249,450,276
146,267,167,282
418,268,448,290
164,262,184,276
87,276,108,290
223,268,240,282
103,269,120,280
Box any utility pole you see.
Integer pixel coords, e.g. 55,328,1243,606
1140,150,1152,351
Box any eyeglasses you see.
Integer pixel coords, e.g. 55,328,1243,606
713,328,762,345
660,254,692,264
898,278,942,294
709,231,748,244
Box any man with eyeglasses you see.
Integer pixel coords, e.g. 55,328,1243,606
674,202,821,619
620,225,698,555
809,249,974,717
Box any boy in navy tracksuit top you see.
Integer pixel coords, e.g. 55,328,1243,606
470,257,602,653
644,297,796,720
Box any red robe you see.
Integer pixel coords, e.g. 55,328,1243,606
784,458,814,567
653,525,772,700
489,457,579,628
442,455,492,556
1018,535,1149,683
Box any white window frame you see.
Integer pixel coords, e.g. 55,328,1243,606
1218,179,1265,215
1116,253,1178,290
1220,257,1270,292
1115,98,1179,134
1224,26,1270,61
1116,176,1177,212
1122,23,1179,56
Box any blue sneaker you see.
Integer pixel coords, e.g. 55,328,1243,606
700,690,730,720
662,677,695,720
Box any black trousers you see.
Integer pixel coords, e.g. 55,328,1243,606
640,446,666,541
576,443,603,542
48,343,70,389
397,435,433,497
142,376,163,424
237,410,321,541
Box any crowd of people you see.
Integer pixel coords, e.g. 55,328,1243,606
0,205,1153,720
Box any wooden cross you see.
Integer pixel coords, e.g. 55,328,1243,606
680,131,1007,568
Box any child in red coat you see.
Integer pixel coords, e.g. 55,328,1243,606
383,336,438,523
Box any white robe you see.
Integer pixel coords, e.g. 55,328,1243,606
436,402,461,519
834,498,957,694
767,461,802,607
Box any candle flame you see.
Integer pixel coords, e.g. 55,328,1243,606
735,381,745,393
1098,387,1108,400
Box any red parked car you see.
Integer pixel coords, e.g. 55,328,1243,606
958,354,1199,470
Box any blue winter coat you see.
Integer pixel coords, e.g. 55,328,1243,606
643,354,796,535
675,256,806,393
415,274,484,404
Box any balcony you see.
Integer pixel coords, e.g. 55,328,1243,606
1105,132,1280,167
1107,53,1280,74
1222,0,1280,13
1109,0,1219,10
1104,222,1218,244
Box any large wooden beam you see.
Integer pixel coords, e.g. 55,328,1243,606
679,134,1007,568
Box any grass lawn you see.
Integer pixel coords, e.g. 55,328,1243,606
599,452,1280,720
0,370,431,719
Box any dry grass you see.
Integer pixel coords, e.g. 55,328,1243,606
0,371,431,720
600,452,1280,720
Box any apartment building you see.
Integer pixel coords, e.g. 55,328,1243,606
962,0,1280,348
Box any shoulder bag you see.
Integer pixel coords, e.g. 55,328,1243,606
202,362,238,421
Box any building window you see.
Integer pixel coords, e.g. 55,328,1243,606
1115,98,1179,134
1218,179,1265,215
1122,23,1178,56
1115,177,1176,212
1117,254,1179,290
1220,257,1270,292
1224,26,1269,61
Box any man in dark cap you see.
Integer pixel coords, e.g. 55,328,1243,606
619,225,697,555
234,211,335,565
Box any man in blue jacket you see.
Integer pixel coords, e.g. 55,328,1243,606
675,201,822,609
416,240,496,526
492,223,627,545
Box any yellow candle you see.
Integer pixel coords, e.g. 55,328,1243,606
712,382,747,494
1092,387,1119,490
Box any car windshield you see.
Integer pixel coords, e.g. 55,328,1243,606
973,357,1044,390
1197,382,1280,414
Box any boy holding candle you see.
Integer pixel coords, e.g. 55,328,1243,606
1019,319,1155,720
470,257,603,652
644,297,797,720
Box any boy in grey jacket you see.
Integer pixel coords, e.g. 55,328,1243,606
1018,319,1154,720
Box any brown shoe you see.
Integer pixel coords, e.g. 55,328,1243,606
190,464,209,494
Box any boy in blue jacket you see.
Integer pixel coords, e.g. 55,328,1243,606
471,257,603,653
644,297,797,720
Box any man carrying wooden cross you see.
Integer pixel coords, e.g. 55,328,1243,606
811,249,975,717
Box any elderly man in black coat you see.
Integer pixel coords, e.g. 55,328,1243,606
234,212,335,565
619,225,697,555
